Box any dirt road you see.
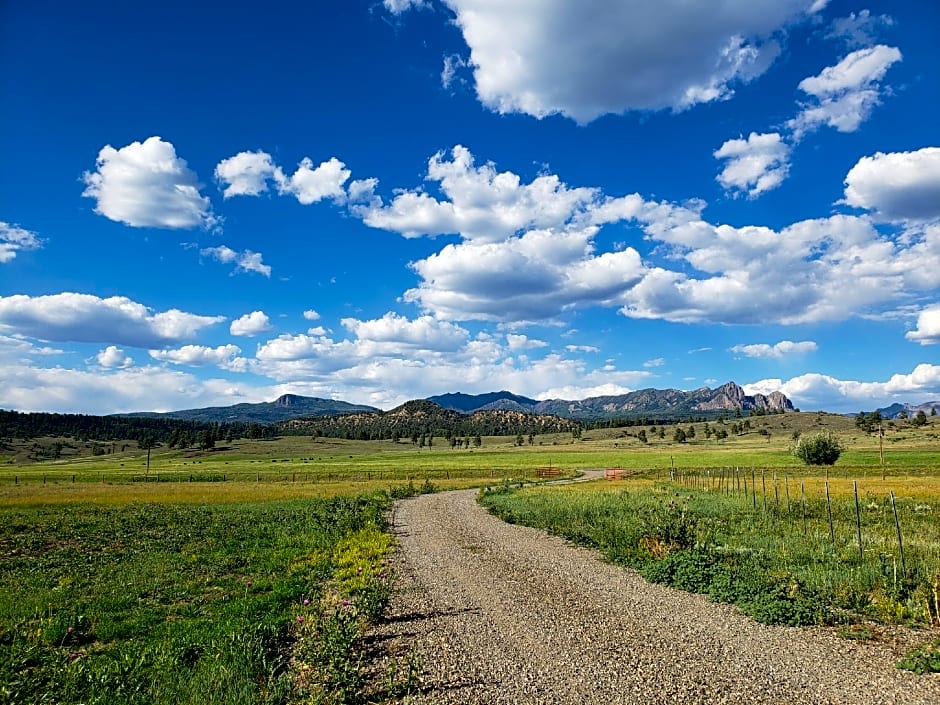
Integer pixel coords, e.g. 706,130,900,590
369,488,940,704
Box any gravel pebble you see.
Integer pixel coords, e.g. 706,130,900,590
368,487,940,704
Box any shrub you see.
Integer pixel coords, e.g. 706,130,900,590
792,431,843,465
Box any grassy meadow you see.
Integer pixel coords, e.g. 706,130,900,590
1,410,939,700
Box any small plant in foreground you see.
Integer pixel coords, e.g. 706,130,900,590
898,639,940,674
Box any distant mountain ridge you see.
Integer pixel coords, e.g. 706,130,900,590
119,382,793,424
875,401,940,419
428,382,792,419
121,394,380,424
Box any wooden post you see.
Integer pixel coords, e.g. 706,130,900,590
785,476,791,525
751,466,756,510
853,481,863,562
879,424,885,480
825,481,835,543
801,479,807,535
890,490,906,576
761,469,767,514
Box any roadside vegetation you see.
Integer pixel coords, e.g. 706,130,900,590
1,410,938,692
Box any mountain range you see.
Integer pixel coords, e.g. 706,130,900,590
122,381,793,424
875,401,940,419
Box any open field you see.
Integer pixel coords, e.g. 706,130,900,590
2,410,938,698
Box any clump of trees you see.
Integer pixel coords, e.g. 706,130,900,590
792,431,843,465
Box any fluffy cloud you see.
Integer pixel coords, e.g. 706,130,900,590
96,345,133,368
353,146,597,241
507,334,548,351
842,148,940,222
81,136,217,229
214,150,278,198
353,146,940,326
906,305,940,345
788,45,902,138
714,132,790,198
340,313,470,352
230,310,274,336
149,344,244,370
746,364,940,413
214,150,350,205
730,340,817,358
0,222,42,263
0,293,224,348
395,0,819,122
0,362,265,415
252,318,653,410
303,309,321,321
200,245,272,277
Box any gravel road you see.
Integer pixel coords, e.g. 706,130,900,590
368,487,940,704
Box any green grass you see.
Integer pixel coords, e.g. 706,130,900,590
0,491,414,704
480,476,940,633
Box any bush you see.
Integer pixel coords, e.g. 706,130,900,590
792,431,843,465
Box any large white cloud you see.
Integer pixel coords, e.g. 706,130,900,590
215,150,350,205
730,340,817,359
746,364,940,413
81,136,217,229
0,362,265,415
353,146,940,326
906,305,940,345
0,293,224,348
0,222,42,263
788,45,902,138
340,312,469,352
251,315,653,410
842,148,940,222
353,146,597,241
200,245,272,277
230,311,274,337
714,132,791,198
395,0,820,123
149,344,245,370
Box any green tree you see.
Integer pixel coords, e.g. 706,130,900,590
673,427,687,443
637,429,647,444
473,434,482,448
792,431,843,465
913,410,928,427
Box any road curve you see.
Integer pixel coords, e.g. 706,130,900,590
371,489,940,704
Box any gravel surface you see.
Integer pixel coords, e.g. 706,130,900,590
368,487,940,705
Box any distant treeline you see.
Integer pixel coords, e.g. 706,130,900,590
0,410,270,446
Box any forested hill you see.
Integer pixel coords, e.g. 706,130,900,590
277,400,579,440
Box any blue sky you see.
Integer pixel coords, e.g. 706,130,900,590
1,0,939,415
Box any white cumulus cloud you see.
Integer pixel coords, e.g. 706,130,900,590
906,305,940,345
0,222,42,263
746,364,940,413
714,132,791,198
730,340,818,358
96,346,133,368
788,45,902,138
215,150,350,205
842,147,940,222
303,309,321,321
81,136,217,229
230,311,274,337
200,245,272,277
395,0,819,123
0,293,224,348
149,344,244,370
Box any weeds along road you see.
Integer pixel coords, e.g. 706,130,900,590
372,487,940,705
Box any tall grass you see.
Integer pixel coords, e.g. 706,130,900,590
480,478,940,630
0,491,414,704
